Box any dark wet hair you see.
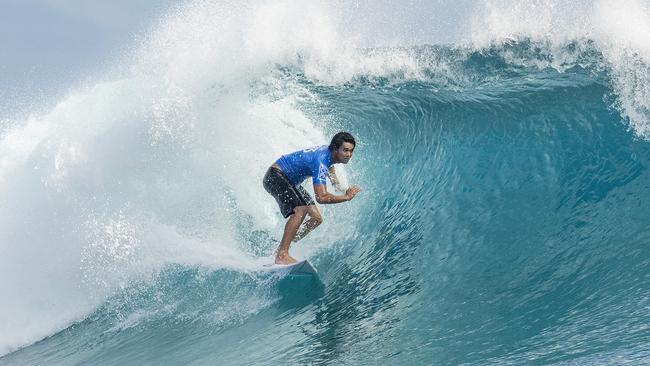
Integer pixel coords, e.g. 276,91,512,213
329,132,356,151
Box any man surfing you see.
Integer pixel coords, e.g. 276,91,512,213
263,132,362,264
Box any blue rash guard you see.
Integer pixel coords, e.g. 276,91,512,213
275,145,333,187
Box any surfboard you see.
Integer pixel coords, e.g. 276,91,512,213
263,260,318,276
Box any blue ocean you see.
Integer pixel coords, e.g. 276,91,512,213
2,1,650,365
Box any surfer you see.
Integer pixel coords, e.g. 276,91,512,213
263,132,362,264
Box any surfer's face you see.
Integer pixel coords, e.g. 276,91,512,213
335,142,355,164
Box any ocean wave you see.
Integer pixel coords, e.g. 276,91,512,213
2,0,650,363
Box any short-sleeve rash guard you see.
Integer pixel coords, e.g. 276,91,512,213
275,145,332,186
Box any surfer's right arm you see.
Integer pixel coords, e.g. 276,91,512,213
314,184,361,204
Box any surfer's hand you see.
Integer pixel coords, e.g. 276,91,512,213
345,186,362,201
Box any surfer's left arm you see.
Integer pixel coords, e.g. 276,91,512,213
327,166,345,192
313,184,361,204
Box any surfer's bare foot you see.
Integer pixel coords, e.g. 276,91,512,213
275,252,298,265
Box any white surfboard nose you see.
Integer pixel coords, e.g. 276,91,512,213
263,260,318,276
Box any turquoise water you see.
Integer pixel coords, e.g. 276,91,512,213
2,2,650,365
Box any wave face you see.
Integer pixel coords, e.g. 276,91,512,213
2,1,650,365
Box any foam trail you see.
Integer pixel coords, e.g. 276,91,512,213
0,0,343,356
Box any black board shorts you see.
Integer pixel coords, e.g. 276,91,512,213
263,166,315,218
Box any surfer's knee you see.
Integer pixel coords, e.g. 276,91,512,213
293,206,308,217
306,205,322,226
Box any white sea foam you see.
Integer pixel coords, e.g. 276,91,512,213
469,0,650,137
0,0,336,356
